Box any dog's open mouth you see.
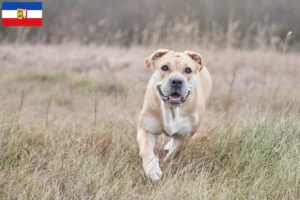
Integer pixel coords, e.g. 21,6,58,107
157,86,190,105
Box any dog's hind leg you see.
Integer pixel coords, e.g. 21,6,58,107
163,138,184,162
163,136,192,163
163,138,174,152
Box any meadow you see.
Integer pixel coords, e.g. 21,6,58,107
0,44,300,199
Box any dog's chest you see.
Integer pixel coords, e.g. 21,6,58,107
162,107,197,137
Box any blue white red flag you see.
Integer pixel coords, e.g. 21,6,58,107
2,2,42,26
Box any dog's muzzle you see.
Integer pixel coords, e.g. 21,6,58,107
156,85,190,107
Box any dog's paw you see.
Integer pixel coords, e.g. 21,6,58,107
143,156,162,181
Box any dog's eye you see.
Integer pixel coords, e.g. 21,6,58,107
185,67,192,74
161,65,169,71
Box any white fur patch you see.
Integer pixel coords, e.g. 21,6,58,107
161,106,198,137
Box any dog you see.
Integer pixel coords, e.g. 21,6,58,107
137,49,212,181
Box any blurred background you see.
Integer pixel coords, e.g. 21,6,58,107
1,0,299,50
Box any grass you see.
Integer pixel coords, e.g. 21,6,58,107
1,117,299,199
0,45,300,199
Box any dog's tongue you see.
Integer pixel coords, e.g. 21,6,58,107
169,93,181,101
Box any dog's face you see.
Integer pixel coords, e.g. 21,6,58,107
145,49,204,107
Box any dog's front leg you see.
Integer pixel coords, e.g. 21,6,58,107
137,129,162,181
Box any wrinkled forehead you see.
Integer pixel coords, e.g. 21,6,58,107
155,51,195,68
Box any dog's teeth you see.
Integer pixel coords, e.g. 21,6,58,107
169,96,181,101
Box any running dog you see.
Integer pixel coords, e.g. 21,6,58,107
137,49,212,181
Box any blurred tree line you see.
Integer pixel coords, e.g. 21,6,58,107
0,0,299,49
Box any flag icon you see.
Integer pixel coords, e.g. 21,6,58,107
2,2,42,26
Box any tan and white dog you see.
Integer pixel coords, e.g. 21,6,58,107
137,49,212,181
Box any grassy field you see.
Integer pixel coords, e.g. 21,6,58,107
0,45,300,199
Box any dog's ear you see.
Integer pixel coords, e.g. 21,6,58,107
184,50,204,71
145,49,169,68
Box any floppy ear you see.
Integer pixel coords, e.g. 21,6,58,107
184,50,204,71
145,49,169,68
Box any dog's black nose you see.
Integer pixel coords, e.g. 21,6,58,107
170,77,184,89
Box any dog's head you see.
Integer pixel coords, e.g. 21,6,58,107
145,49,204,107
